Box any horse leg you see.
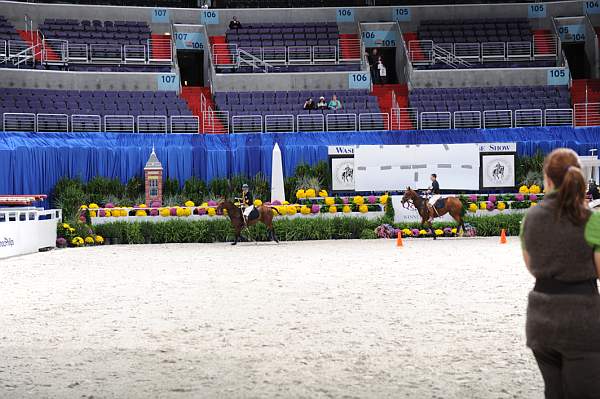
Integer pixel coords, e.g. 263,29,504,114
232,227,241,245
271,226,279,243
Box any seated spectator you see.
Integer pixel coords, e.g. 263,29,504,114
303,97,316,110
229,16,242,30
589,179,600,200
328,94,342,110
317,96,328,110
377,58,387,84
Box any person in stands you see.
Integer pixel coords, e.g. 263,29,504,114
589,179,600,200
366,48,379,84
303,97,316,110
317,96,328,110
229,16,242,30
328,94,342,110
521,148,600,398
377,57,387,84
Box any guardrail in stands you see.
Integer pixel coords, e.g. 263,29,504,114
0,107,586,133
1,39,8,63
408,35,557,66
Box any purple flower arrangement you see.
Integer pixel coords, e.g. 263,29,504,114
151,201,161,208
207,200,217,207
56,237,67,248
105,202,115,209
367,195,377,204
99,209,106,217
170,207,177,216
488,195,497,203
486,201,495,211
197,207,207,215
515,194,525,201
468,194,478,202
150,208,159,216
342,197,349,204
529,194,538,201
311,204,320,214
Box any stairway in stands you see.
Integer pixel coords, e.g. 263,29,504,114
402,32,426,63
17,30,59,61
338,33,361,60
180,86,227,133
150,33,172,62
572,79,600,126
209,35,233,65
532,29,554,57
372,84,415,130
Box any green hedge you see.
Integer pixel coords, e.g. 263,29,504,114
93,213,524,244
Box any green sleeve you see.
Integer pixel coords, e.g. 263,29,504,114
584,212,600,252
519,213,528,251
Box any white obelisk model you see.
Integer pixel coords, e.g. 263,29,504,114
271,143,286,203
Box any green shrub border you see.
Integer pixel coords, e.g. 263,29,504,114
92,213,524,244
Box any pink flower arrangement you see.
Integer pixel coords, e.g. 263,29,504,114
486,201,495,211
311,204,320,213
151,201,161,208
529,194,538,201
367,195,377,204
342,197,349,204
150,209,159,216
271,200,281,206
170,207,177,216
515,194,525,201
56,237,67,248
197,207,207,215
411,228,420,237
208,200,217,207
99,209,106,217
468,194,478,202
105,203,115,209
488,195,497,203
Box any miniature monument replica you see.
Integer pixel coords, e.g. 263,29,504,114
144,147,163,207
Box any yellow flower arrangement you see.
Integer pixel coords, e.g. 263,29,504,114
325,197,335,206
300,205,311,215
468,203,478,213
451,228,457,234
519,185,529,194
84,236,95,245
62,223,70,229
80,205,88,210
296,189,306,199
479,201,487,210
287,205,297,215
359,204,368,213
159,208,170,217
318,189,328,197
201,202,208,207
283,201,290,205
223,208,228,216
185,200,195,207
207,207,216,216
530,202,538,207
329,205,337,213
253,199,263,207
90,211,97,218
88,203,99,209
419,229,427,236
305,188,316,198
402,228,412,236
71,237,84,246
353,196,365,205
138,204,147,208
69,227,75,233
95,235,104,244
497,201,506,211
529,185,541,194
343,205,351,213
176,207,186,217
380,194,389,204
435,229,444,236
135,210,147,217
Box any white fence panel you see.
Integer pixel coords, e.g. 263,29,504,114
212,43,237,67
137,115,167,133
0,39,6,61
297,114,324,132
36,113,68,132
419,112,451,130
453,111,481,129
231,115,263,133
202,110,229,133
288,46,312,64
42,39,68,64
391,108,418,130
170,116,199,134
262,46,286,64
90,43,122,63
124,45,146,64
264,114,294,132
453,43,480,61
71,114,101,132
104,115,134,133
326,113,357,132
338,38,360,62
574,103,600,127
507,41,531,60
67,43,88,63
359,113,389,131
533,34,558,59
147,38,172,64
313,46,336,63
408,40,433,65
483,110,513,128
515,109,543,127
482,42,505,62
544,108,573,127
3,113,36,132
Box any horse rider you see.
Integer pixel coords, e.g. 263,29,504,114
241,183,254,225
428,173,441,215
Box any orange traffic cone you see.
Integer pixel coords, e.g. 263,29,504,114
500,229,507,244
397,231,403,247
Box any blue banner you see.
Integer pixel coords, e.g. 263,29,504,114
200,9,219,24
361,30,398,47
392,7,411,22
348,72,370,89
547,68,569,85
527,3,547,18
585,0,600,14
557,24,586,42
336,8,354,23
157,74,179,91
151,8,170,23
174,32,205,50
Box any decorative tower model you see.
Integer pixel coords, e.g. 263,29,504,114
144,146,163,207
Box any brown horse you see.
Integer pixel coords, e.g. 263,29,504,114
216,199,281,245
401,188,466,236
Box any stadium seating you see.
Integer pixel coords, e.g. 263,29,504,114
226,22,339,48
40,19,151,46
0,15,20,43
417,18,533,43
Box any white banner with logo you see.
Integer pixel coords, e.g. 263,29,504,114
0,209,60,259
481,154,516,188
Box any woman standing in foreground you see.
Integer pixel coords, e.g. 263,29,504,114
521,148,600,398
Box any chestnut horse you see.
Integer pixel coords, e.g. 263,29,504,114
216,199,281,245
401,188,466,236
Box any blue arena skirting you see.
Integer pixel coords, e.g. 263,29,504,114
2,126,600,203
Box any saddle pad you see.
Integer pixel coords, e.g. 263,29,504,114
434,198,446,209
248,207,259,221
